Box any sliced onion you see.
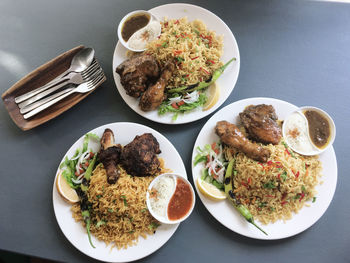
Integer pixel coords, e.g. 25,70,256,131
168,96,182,104
82,151,91,161
183,91,199,104
77,173,85,180
71,150,81,160
76,150,90,171
216,168,225,183
71,177,83,184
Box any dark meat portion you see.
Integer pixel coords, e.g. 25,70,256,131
116,54,160,98
215,121,270,162
121,133,161,177
139,61,175,111
239,104,282,145
99,129,122,184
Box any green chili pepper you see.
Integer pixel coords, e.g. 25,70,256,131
224,159,268,235
84,154,97,181
78,154,97,248
167,57,236,94
82,210,95,248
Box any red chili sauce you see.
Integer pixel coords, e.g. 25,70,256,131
167,178,193,221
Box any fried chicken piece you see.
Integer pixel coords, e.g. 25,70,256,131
121,133,161,177
215,121,270,162
139,61,175,111
239,104,282,145
99,129,122,184
116,54,160,98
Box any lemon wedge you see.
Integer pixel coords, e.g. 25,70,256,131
56,171,80,204
203,82,220,111
196,177,226,201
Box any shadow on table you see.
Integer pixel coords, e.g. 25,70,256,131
0,250,58,263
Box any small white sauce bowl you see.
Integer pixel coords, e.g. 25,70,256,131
146,173,195,224
282,106,336,156
117,10,159,52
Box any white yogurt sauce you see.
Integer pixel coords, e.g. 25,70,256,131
284,111,315,153
128,21,161,50
149,175,175,218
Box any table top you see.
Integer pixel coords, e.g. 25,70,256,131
1,0,349,262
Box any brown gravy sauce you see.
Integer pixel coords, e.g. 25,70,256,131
304,110,331,149
121,13,150,42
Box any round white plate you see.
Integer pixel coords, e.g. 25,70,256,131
191,97,337,240
112,3,240,124
53,122,187,262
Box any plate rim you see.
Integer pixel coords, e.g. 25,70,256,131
112,2,240,125
191,97,338,240
52,121,187,262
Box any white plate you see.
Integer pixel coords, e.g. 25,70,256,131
191,97,337,240
53,122,187,262
112,3,240,124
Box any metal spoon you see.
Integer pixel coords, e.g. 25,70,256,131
14,47,95,103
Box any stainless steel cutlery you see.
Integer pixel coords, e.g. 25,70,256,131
14,48,106,119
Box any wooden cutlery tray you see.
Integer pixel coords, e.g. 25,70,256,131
2,45,105,131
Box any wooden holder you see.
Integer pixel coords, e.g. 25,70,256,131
2,45,105,130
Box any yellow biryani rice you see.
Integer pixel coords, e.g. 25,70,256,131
146,17,223,88
225,141,322,225
72,158,171,249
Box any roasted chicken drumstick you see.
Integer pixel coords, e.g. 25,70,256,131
99,129,122,184
215,121,270,162
139,61,175,111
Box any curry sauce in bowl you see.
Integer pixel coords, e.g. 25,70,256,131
282,106,335,156
117,10,161,52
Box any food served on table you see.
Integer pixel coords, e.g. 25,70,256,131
303,109,331,148
147,173,195,223
118,11,161,52
283,106,335,155
116,16,236,120
116,54,160,98
215,121,271,163
139,61,175,111
121,133,162,177
121,13,151,42
58,129,172,249
283,111,315,154
239,104,282,145
194,104,323,233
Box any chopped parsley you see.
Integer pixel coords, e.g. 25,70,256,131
175,56,184,63
301,185,307,193
258,202,267,208
96,220,106,228
121,195,128,206
148,222,160,230
263,181,276,189
280,171,288,181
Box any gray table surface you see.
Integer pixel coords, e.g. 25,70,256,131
1,0,349,262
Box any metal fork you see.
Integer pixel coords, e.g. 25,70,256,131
18,61,100,109
19,67,103,114
23,71,105,120
15,59,98,104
